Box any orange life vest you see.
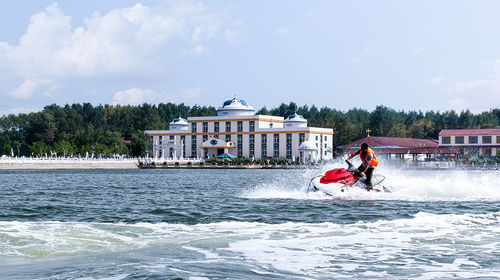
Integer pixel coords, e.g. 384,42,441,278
360,147,379,167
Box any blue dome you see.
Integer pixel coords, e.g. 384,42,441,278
172,117,187,123
222,97,250,108
217,96,256,116
286,113,306,121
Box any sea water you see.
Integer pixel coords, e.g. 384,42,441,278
0,164,498,279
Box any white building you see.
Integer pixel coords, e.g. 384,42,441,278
145,97,334,162
439,128,500,156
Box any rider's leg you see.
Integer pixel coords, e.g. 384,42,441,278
365,168,374,190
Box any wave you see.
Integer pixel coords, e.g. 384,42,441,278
1,211,498,278
241,160,500,201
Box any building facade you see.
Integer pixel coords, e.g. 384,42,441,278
438,129,500,156
145,97,334,161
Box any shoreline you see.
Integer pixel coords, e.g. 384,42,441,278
0,157,498,170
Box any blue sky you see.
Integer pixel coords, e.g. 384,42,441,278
1,0,500,115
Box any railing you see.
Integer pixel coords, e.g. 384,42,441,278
0,156,141,164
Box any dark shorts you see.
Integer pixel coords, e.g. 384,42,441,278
358,165,374,186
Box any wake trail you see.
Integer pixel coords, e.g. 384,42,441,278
241,160,500,202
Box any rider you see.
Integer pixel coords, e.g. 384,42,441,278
345,143,379,191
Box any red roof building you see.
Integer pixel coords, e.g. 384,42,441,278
438,129,500,156
341,136,458,155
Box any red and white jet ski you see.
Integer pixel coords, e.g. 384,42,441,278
308,162,390,195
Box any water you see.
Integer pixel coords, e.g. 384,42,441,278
0,165,499,279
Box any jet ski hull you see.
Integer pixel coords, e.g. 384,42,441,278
308,165,390,196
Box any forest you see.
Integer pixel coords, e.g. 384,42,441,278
1,102,499,157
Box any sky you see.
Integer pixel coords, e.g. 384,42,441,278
1,0,500,116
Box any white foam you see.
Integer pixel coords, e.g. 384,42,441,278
1,211,498,278
242,161,500,201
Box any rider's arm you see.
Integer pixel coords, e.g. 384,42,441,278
360,153,373,174
345,150,359,163
362,163,371,173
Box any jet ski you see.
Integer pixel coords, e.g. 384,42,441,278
308,162,390,195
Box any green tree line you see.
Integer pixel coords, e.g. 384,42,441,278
1,102,499,157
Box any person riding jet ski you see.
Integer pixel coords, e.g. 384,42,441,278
345,143,379,191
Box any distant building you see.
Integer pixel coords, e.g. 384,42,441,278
439,129,500,156
145,96,334,161
340,136,458,160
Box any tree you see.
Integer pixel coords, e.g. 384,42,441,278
3,144,12,156
130,131,150,157
29,141,48,157
410,118,435,139
94,144,108,156
13,140,21,156
54,140,76,157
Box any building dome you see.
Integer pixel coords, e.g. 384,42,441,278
169,117,188,131
299,140,318,151
285,113,307,128
217,95,256,116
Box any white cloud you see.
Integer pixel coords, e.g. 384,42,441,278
426,76,448,85
223,19,250,44
1,2,237,99
113,88,163,106
428,61,500,112
112,87,204,106
411,48,425,56
443,79,500,112
0,107,40,116
348,57,364,64
347,48,369,64
275,27,289,36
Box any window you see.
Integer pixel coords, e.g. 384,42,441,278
249,121,255,132
203,135,208,142
181,135,185,157
315,135,318,141
455,136,464,144
226,134,231,143
191,123,197,133
442,136,451,144
170,135,174,140
226,122,231,132
274,134,280,158
320,135,323,158
299,133,305,144
483,136,492,144
468,136,478,144
202,122,208,133
286,134,292,159
191,135,197,157
498,135,500,144
214,122,220,133
237,134,243,157
274,148,280,158
261,134,267,158
237,121,243,132
191,135,196,151
325,136,327,141
249,134,255,157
